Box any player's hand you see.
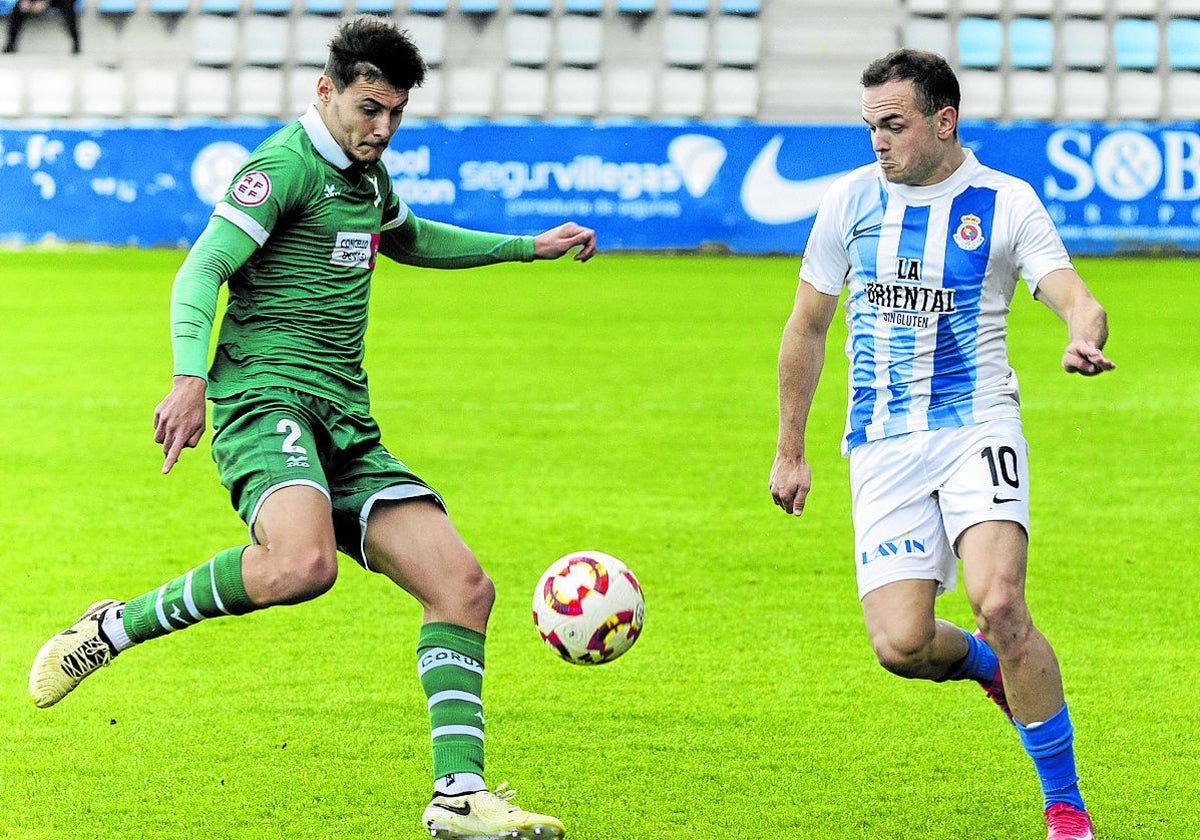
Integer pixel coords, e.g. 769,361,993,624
1062,339,1115,376
532,222,597,262
769,453,812,516
153,375,207,474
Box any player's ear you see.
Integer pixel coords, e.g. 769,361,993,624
935,105,958,140
316,75,334,104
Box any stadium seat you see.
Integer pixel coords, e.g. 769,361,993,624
78,67,127,118
905,0,946,12
1165,70,1200,118
444,66,494,116
562,0,602,12
1009,0,1054,12
1116,0,1159,13
551,66,601,116
305,0,345,11
511,0,550,12
1062,18,1107,69
1167,0,1200,12
714,14,758,67
458,0,496,13
556,14,602,66
958,17,1003,69
718,0,757,14
149,0,190,12
498,66,547,116
404,14,445,66
182,66,233,117
1114,18,1160,69
1168,18,1200,70
131,67,180,116
97,0,136,12
669,0,707,13
604,66,654,116
200,0,240,12
1009,17,1053,69
659,67,706,117
293,14,339,65
354,0,395,11
241,15,291,66
616,0,654,14
958,0,999,12
957,69,1003,119
191,14,238,65
286,68,318,114
404,68,441,116
1113,70,1162,119
506,14,551,66
1006,69,1055,119
251,0,291,12
236,67,285,118
904,16,951,57
663,14,708,67
1059,70,1108,119
407,0,448,12
27,67,74,117
1060,0,1105,13
0,67,23,118
709,67,757,117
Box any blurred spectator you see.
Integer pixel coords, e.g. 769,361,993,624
4,0,81,54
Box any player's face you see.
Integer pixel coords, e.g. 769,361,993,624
318,74,409,167
861,79,958,186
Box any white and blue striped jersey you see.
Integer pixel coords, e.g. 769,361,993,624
800,150,1074,455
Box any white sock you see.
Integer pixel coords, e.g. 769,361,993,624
99,606,133,652
435,773,486,796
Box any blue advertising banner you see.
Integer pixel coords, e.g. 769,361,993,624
0,120,1197,255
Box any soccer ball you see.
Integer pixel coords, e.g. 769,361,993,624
532,551,645,665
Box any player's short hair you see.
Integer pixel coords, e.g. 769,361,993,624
860,49,960,117
325,15,426,92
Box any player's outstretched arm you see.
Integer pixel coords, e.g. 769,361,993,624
532,221,597,262
154,375,207,474
1034,268,1115,377
771,282,839,516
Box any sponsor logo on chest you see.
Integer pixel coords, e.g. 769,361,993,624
331,231,381,268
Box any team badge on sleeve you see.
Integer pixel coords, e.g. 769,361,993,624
953,213,985,251
231,171,272,207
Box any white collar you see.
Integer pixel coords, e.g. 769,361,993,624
299,103,353,171
883,148,981,202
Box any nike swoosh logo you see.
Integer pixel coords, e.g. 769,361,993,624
432,802,472,817
850,221,882,239
740,135,851,225
992,495,1020,504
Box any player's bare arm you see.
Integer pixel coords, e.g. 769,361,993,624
153,374,207,474
533,221,597,262
1034,268,1115,377
771,281,839,516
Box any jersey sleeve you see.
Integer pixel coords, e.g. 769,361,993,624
798,180,851,295
211,146,311,247
378,208,535,267
379,169,409,232
1007,180,1074,295
171,216,260,379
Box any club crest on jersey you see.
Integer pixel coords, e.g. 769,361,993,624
231,171,271,207
953,214,985,251
330,231,380,268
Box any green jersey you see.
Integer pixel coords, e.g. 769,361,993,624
171,105,535,411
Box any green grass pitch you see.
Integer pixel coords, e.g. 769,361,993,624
1,248,1196,839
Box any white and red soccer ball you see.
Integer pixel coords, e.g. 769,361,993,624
532,551,645,665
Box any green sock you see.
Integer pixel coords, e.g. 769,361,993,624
418,622,486,780
122,547,256,644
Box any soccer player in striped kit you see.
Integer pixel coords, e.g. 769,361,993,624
771,49,1112,840
28,16,594,839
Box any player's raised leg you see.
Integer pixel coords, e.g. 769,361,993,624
961,521,1095,840
29,485,337,709
363,498,565,840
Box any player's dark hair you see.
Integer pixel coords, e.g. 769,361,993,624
860,49,960,116
325,15,426,92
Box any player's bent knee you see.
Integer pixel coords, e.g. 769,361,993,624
277,547,339,601
870,633,934,679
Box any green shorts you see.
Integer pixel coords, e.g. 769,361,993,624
210,387,443,568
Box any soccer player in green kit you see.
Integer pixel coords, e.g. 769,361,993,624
29,16,595,840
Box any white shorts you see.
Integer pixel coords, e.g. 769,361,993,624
848,417,1030,600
